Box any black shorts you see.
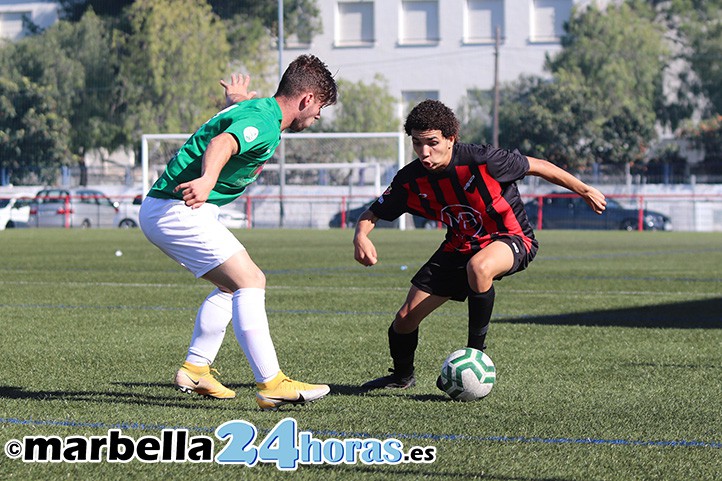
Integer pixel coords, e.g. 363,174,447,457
410,236,536,302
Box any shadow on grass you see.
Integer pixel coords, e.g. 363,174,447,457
329,384,450,403
112,381,256,390
501,297,722,329
0,384,255,411
312,463,579,481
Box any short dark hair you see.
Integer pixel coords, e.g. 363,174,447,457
275,55,337,106
404,99,460,139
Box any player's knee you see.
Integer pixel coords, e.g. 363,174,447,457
393,309,421,333
226,268,266,291
251,269,266,289
466,258,494,288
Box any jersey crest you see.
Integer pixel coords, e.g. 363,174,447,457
441,204,486,237
243,126,259,143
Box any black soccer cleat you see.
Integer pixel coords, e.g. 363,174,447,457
361,369,416,391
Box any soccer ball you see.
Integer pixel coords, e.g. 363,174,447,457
439,348,496,401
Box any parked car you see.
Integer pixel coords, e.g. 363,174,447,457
523,194,672,231
114,194,143,228
217,208,249,229
114,194,248,229
329,200,439,229
0,195,33,230
28,188,119,228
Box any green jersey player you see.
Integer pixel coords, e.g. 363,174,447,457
140,55,337,410
147,97,284,206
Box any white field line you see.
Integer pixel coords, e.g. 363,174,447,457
0,279,718,298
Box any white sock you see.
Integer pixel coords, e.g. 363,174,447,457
185,288,232,366
232,288,280,383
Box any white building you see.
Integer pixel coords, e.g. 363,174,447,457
1,0,583,112
0,0,58,41
285,0,585,113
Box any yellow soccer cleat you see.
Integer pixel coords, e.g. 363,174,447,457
175,362,236,399
256,371,330,410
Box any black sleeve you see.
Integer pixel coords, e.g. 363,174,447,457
485,147,530,183
369,176,408,221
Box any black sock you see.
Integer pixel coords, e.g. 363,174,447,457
467,285,494,351
388,323,418,378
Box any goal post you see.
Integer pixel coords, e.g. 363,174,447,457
140,133,190,203
140,131,409,228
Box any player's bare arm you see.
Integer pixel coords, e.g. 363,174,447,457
221,73,257,107
353,209,380,266
174,133,239,208
526,156,607,214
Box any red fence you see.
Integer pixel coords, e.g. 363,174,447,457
8,192,722,231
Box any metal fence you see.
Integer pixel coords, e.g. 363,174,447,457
218,193,722,232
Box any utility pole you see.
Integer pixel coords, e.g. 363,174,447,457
492,26,500,148
278,0,286,227
278,0,284,82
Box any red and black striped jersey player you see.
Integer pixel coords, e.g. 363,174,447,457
353,99,607,391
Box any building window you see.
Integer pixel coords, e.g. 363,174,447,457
285,33,312,49
336,1,374,47
464,0,503,44
399,1,439,45
531,0,572,42
0,11,29,41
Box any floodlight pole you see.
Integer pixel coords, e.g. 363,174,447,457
278,0,286,227
493,26,500,148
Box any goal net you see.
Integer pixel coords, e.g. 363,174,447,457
141,132,408,228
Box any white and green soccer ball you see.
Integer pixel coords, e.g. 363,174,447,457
439,347,496,401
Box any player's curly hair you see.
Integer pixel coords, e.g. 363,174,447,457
275,54,338,107
404,99,460,139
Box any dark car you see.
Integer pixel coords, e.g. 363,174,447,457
523,194,672,231
329,200,439,229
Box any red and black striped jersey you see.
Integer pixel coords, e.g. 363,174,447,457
371,143,537,254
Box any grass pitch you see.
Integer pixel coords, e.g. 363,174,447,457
0,228,720,480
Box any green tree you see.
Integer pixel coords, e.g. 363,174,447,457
59,0,132,19
658,0,722,116
326,76,399,133
0,29,80,184
224,15,277,97
281,76,399,186
119,0,230,136
457,89,493,145
498,76,597,171
0,73,74,185
55,11,125,184
210,0,322,44
495,3,666,171
0,10,130,185
60,0,323,44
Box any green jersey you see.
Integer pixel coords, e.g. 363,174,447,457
148,97,282,206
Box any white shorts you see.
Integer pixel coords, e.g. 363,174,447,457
139,196,245,278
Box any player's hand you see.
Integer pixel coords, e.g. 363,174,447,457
354,235,378,266
582,186,607,215
174,177,215,209
221,74,257,106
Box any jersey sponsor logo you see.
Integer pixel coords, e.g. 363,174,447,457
463,175,476,191
441,204,485,237
243,126,259,143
